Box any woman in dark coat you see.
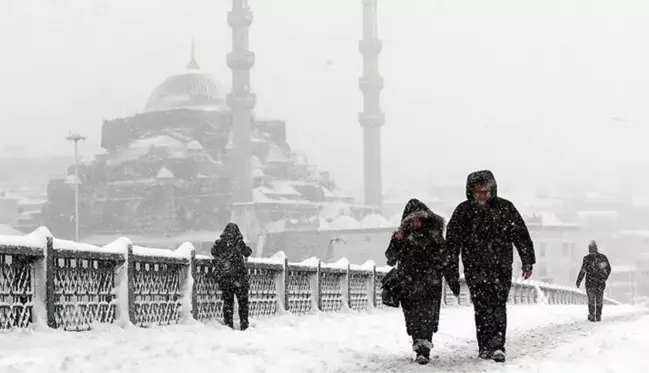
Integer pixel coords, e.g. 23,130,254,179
211,222,253,330
385,199,457,365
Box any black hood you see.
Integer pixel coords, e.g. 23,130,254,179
220,222,244,242
465,170,498,201
400,198,445,231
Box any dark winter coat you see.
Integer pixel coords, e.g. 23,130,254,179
385,199,448,300
577,252,611,290
211,223,253,288
445,170,536,284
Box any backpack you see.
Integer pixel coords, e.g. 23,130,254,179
212,243,243,286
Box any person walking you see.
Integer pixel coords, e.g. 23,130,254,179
576,240,612,322
385,198,460,365
445,170,536,362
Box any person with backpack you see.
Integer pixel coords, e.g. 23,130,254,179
384,198,460,365
576,240,612,322
211,222,253,330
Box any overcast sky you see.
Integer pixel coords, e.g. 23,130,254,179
2,0,649,197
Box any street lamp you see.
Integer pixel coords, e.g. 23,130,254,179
65,131,86,242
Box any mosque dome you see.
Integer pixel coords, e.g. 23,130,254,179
144,42,227,113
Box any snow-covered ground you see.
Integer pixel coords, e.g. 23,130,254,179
1,305,647,373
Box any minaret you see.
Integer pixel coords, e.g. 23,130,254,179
359,0,384,209
227,0,255,203
187,37,200,70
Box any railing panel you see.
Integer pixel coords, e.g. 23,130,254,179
0,253,35,330
192,261,223,322
286,268,315,315
349,271,371,312
132,260,184,327
319,269,344,312
248,266,280,317
52,256,118,331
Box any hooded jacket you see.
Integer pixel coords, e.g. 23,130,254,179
576,242,611,289
385,199,450,298
211,223,253,286
445,170,536,282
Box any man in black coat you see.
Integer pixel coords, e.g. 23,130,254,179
445,170,535,363
385,198,460,365
576,241,612,322
212,222,253,330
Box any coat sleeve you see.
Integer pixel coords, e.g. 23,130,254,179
576,257,587,286
210,239,222,257
508,202,536,270
239,241,253,257
385,234,401,267
443,205,464,284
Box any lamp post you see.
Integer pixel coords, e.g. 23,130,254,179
65,131,86,241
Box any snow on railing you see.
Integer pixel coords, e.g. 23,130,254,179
0,226,620,333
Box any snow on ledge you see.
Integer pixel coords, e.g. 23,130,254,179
356,260,376,271
0,226,51,250
101,237,132,255
324,257,350,270
247,251,287,265
54,238,104,253
132,244,190,259
293,257,320,268
375,265,392,273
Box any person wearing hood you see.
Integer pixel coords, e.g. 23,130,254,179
385,198,460,365
211,222,253,330
445,170,535,363
576,240,611,322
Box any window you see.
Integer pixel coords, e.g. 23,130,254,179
539,242,546,258
562,243,570,256
570,243,578,260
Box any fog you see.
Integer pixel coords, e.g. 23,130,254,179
2,0,649,196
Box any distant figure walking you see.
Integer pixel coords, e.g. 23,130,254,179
446,170,536,363
385,198,460,365
211,222,253,330
576,241,612,322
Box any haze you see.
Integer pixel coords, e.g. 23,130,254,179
2,0,648,198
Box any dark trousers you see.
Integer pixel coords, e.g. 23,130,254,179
466,274,512,354
586,286,605,321
222,281,250,330
400,280,443,358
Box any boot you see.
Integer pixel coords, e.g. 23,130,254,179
413,339,432,365
491,349,506,363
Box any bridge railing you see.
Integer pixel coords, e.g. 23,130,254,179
0,227,620,332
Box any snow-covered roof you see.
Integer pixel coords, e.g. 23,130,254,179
268,182,301,196
360,214,393,229
156,167,174,179
330,216,361,230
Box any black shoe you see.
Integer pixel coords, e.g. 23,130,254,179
491,349,506,363
588,315,595,322
415,354,429,365
478,350,491,360
240,323,249,331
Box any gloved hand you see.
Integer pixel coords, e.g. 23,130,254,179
576,282,581,288
448,279,461,298
522,264,533,280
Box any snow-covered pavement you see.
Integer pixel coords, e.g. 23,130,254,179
1,305,647,373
